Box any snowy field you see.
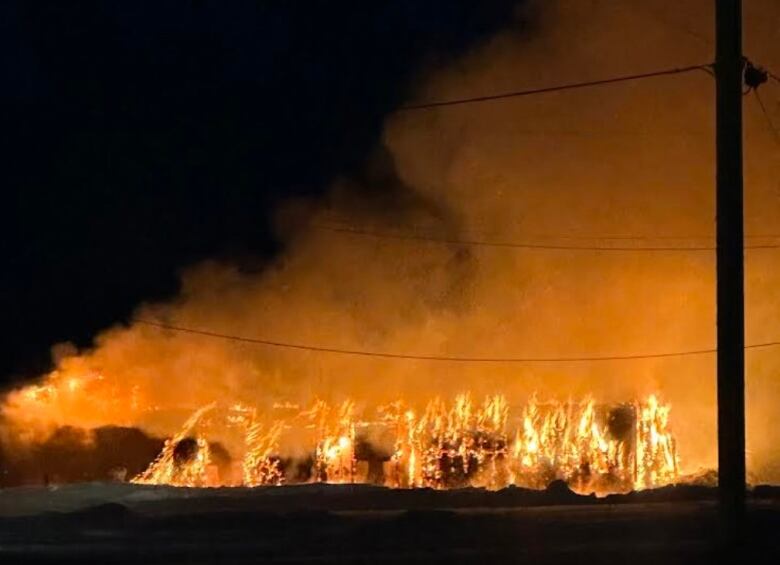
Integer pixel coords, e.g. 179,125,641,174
1,482,779,563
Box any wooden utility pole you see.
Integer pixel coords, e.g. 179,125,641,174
715,0,746,535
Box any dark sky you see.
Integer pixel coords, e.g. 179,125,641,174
1,1,525,384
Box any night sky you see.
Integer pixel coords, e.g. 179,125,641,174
2,1,526,385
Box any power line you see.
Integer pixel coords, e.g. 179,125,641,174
314,223,780,252
497,233,780,241
399,64,713,111
136,319,780,363
435,129,712,137
754,89,780,147
316,217,780,241
625,1,711,47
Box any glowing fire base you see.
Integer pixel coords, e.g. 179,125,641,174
133,394,678,495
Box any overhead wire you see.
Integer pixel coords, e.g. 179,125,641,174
136,319,780,363
314,217,780,241
378,54,780,251
398,64,713,111
123,51,780,365
623,0,712,48
753,88,780,147
313,223,780,252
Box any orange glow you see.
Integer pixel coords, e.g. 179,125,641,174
87,392,680,494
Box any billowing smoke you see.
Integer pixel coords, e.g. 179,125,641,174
2,0,780,483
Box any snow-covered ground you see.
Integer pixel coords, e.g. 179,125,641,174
0,480,713,517
1,483,779,564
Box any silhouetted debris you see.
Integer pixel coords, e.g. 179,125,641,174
172,437,200,466
545,479,587,504
0,426,164,487
604,483,718,504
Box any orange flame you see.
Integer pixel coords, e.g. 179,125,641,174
124,393,677,494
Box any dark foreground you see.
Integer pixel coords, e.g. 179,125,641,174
1,483,779,564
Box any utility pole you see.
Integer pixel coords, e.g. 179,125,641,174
715,0,746,537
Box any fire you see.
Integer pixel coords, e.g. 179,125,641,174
305,399,357,483
2,370,129,440
242,416,285,487
124,393,678,494
0,364,678,493
132,403,217,487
